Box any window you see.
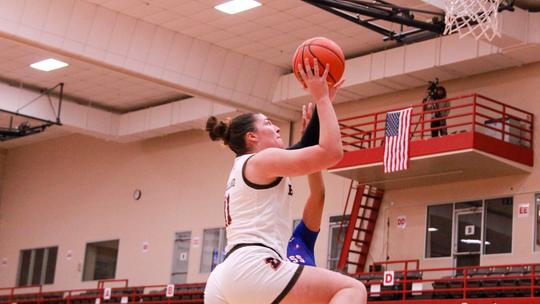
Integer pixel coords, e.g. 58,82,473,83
327,215,349,271
536,195,540,252
82,240,119,281
455,200,482,210
17,246,58,286
200,228,227,273
484,197,513,254
425,204,453,258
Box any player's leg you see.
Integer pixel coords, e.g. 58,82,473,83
281,266,367,304
204,265,228,304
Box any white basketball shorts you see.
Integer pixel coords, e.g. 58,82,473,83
204,244,304,304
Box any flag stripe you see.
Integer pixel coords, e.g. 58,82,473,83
384,108,412,173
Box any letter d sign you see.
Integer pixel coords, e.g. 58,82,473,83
383,271,395,286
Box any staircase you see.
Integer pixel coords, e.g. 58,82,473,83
337,182,384,275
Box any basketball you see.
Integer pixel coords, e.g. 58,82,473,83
292,37,345,88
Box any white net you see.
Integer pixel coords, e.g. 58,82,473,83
443,0,503,41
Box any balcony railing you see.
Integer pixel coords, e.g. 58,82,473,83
0,280,205,304
1,263,538,304
355,261,540,303
339,93,534,152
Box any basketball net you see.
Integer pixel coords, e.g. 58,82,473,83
443,0,503,41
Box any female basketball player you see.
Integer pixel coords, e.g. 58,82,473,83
204,58,367,304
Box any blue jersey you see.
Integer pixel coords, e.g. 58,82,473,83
287,220,319,266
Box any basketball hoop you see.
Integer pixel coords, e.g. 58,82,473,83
443,0,503,41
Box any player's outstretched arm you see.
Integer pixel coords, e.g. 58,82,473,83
247,59,344,182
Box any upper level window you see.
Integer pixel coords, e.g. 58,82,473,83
17,246,58,286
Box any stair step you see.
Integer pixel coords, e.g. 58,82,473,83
358,205,380,211
349,249,368,255
357,216,375,221
352,239,369,244
354,227,373,233
352,236,371,243
362,194,383,200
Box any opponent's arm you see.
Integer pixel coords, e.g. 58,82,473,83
302,172,325,231
288,104,318,150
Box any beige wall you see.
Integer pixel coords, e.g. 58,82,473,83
1,62,540,291
0,119,349,290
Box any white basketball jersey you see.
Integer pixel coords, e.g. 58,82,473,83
224,154,293,258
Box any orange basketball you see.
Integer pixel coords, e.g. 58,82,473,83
292,37,345,88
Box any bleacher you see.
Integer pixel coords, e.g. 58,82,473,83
354,261,540,303
1,262,538,304
0,282,205,304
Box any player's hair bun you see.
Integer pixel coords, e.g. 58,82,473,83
206,116,230,144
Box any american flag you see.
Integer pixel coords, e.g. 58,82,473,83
384,108,412,173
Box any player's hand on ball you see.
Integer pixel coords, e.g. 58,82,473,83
298,58,330,103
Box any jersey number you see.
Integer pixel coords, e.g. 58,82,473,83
264,257,282,271
224,194,232,227
288,255,305,264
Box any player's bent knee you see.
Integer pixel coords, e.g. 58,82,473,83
342,277,367,302
353,281,368,302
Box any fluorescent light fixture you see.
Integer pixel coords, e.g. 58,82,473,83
215,0,261,14
30,58,69,72
460,239,481,245
460,239,490,245
428,227,438,232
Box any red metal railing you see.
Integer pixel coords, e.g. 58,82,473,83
355,261,539,301
0,282,205,304
97,279,128,289
1,262,538,303
339,93,534,152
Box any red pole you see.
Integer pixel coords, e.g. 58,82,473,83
337,185,364,273
472,94,477,133
530,114,534,148
531,265,535,298
402,263,408,300
502,103,507,141
373,113,377,148
463,268,468,299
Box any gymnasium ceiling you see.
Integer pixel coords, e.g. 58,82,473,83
85,0,436,70
0,0,439,113
0,0,538,148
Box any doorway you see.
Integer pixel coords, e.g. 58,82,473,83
170,231,191,284
453,211,482,273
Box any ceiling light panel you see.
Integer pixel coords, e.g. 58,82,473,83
30,58,69,72
215,0,262,14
